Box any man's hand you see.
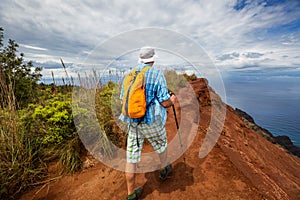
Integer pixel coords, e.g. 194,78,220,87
160,93,177,108
170,94,177,104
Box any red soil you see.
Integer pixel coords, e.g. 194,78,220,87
21,78,300,200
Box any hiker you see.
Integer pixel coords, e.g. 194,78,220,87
119,46,177,200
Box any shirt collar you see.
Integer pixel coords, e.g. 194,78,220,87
137,63,152,71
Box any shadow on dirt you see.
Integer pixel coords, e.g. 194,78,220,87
141,161,195,199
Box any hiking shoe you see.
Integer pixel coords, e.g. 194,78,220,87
159,163,172,181
126,187,143,200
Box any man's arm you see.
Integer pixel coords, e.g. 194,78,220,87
160,95,177,108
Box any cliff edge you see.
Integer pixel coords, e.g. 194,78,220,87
235,108,300,157
21,78,300,200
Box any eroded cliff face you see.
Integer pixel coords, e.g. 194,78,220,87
190,78,300,200
235,108,300,158
21,78,300,200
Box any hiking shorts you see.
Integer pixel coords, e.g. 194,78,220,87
127,120,167,163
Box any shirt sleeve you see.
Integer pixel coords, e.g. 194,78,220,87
120,83,124,100
156,70,170,103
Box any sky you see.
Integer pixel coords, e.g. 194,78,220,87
1,0,300,84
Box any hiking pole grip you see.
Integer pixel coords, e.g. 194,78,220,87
169,92,179,128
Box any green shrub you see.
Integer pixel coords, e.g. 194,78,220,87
183,73,198,81
20,92,84,174
0,103,83,199
28,93,76,145
0,28,42,109
164,70,188,94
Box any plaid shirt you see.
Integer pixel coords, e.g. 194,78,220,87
119,63,170,125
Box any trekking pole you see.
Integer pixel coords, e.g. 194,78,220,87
171,97,186,163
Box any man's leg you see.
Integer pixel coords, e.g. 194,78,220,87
159,148,168,168
126,122,144,198
158,147,172,181
145,120,168,169
125,163,137,195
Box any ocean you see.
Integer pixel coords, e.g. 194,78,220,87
222,74,300,147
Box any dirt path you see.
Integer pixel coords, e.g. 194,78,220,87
20,78,300,200
20,143,264,200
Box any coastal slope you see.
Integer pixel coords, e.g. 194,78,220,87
21,78,300,200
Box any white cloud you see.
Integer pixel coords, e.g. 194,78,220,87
0,0,299,77
20,44,47,51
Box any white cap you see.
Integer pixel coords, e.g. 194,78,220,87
138,46,158,63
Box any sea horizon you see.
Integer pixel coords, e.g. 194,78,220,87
223,73,300,148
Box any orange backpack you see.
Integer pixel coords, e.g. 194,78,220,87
122,66,151,119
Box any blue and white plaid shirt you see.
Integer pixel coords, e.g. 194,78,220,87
119,63,170,125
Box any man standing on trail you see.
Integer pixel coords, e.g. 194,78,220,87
119,46,177,200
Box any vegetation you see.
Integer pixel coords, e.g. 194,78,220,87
0,27,45,199
0,28,42,109
183,73,197,81
95,81,127,148
164,70,187,94
0,108,47,199
0,28,83,199
0,27,198,199
164,70,198,94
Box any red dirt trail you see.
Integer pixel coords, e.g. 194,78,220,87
21,78,300,200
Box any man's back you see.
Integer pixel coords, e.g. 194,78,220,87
120,63,170,125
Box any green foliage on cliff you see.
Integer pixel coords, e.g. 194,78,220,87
0,26,198,199
183,73,197,81
31,94,75,145
0,27,85,199
0,89,84,199
0,28,42,109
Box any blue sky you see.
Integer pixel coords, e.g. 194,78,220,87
0,0,300,82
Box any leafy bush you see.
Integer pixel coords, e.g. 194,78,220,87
0,93,83,198
26,93,75,145
0,28,42,109
20,92,83,174
183,73,198,81
164,70,188,94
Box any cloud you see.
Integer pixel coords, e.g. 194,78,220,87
32,61,61,69
243,52,264,58
0,0,300,78
217,51,264,61
20,44,47,51
217,52,240,61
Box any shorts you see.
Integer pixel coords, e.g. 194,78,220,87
127,120,167,163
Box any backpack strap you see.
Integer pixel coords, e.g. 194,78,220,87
129,120,143,148
136,65,152,73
